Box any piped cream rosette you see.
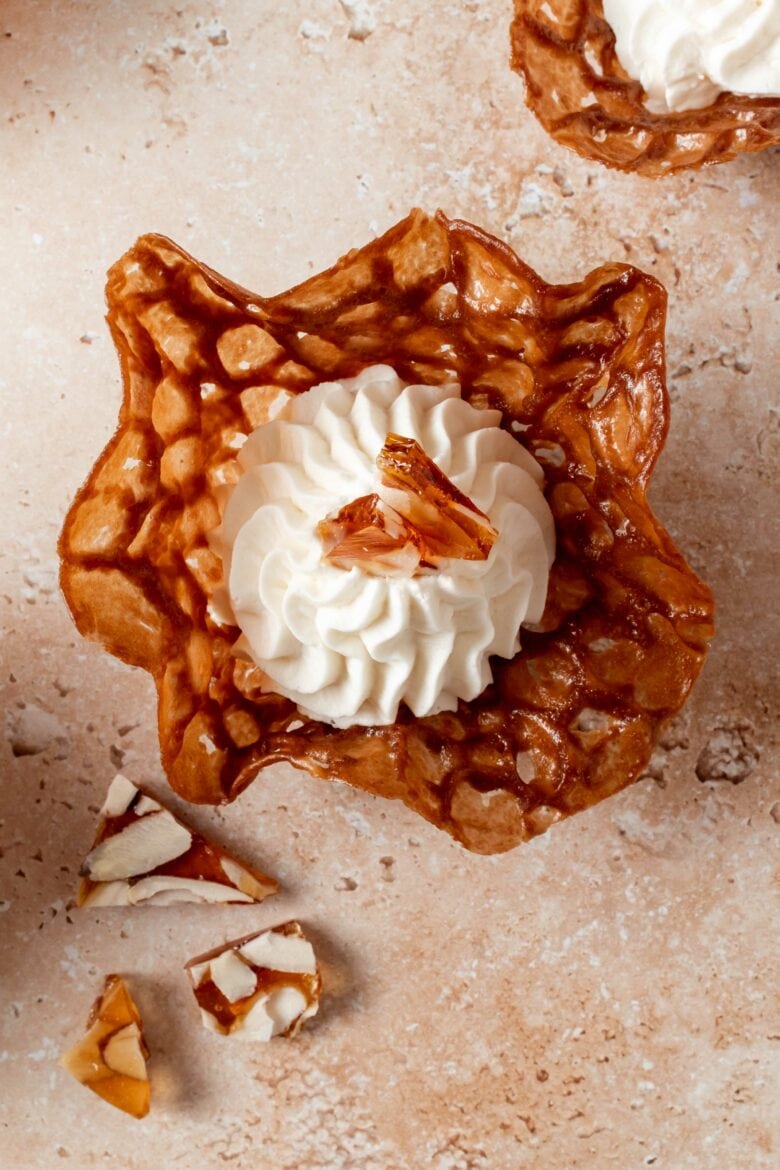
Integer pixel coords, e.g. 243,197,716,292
603,0,780,113
214,365,555,728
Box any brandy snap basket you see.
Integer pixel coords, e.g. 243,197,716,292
511,0,780,177
59,210,714,854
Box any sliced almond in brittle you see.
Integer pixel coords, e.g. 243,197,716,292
77,773,278,907
185,921,321,1040
60,975,150,1119
377,433,497,563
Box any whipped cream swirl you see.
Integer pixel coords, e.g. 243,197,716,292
216,366,555,728
603,0,780,113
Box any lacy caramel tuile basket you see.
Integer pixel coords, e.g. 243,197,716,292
511,0,780,177
59,210,715,853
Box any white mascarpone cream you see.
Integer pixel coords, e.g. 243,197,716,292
215,365,555,728
602,0,780,113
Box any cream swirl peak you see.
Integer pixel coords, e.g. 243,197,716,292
215,366,555,728
603,0,780,113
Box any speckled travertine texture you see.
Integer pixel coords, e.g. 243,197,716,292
0,3,777,1168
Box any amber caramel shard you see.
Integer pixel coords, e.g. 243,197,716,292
60,975,150,1119
185,921,321,1040
59,209,715,853
377,433,497,562
318,434,497,575
77,773,278,907
318,493,424,576
511,1,780,176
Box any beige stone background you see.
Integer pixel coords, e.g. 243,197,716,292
1,2,778,1167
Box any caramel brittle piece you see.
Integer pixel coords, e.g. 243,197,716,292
317,493,424,576
318,433,496,575
60,975,150,1119
377,433,497,563
185,921,321,1040
511,0,780,176
78,774,278,907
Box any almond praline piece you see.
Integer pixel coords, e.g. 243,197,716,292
77,773,278,907
59,209,715,854
60,974,150,1119
185,921,321,1040
511,0,780,176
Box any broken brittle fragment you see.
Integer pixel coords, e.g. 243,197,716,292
185,921,321,1040
318,433,497,576
377,433,497,563
317,492,424,576
77,773,278,907
60,974,150,1119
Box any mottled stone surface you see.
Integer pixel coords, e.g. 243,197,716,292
0,2,777,1167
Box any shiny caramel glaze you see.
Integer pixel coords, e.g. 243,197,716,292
511,1,780,176
77,780,277,905
60,974,150,1119
59,210,715,853
185,921,321,1037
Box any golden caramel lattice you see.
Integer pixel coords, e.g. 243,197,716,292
511,1,780,176
59,210,714,853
